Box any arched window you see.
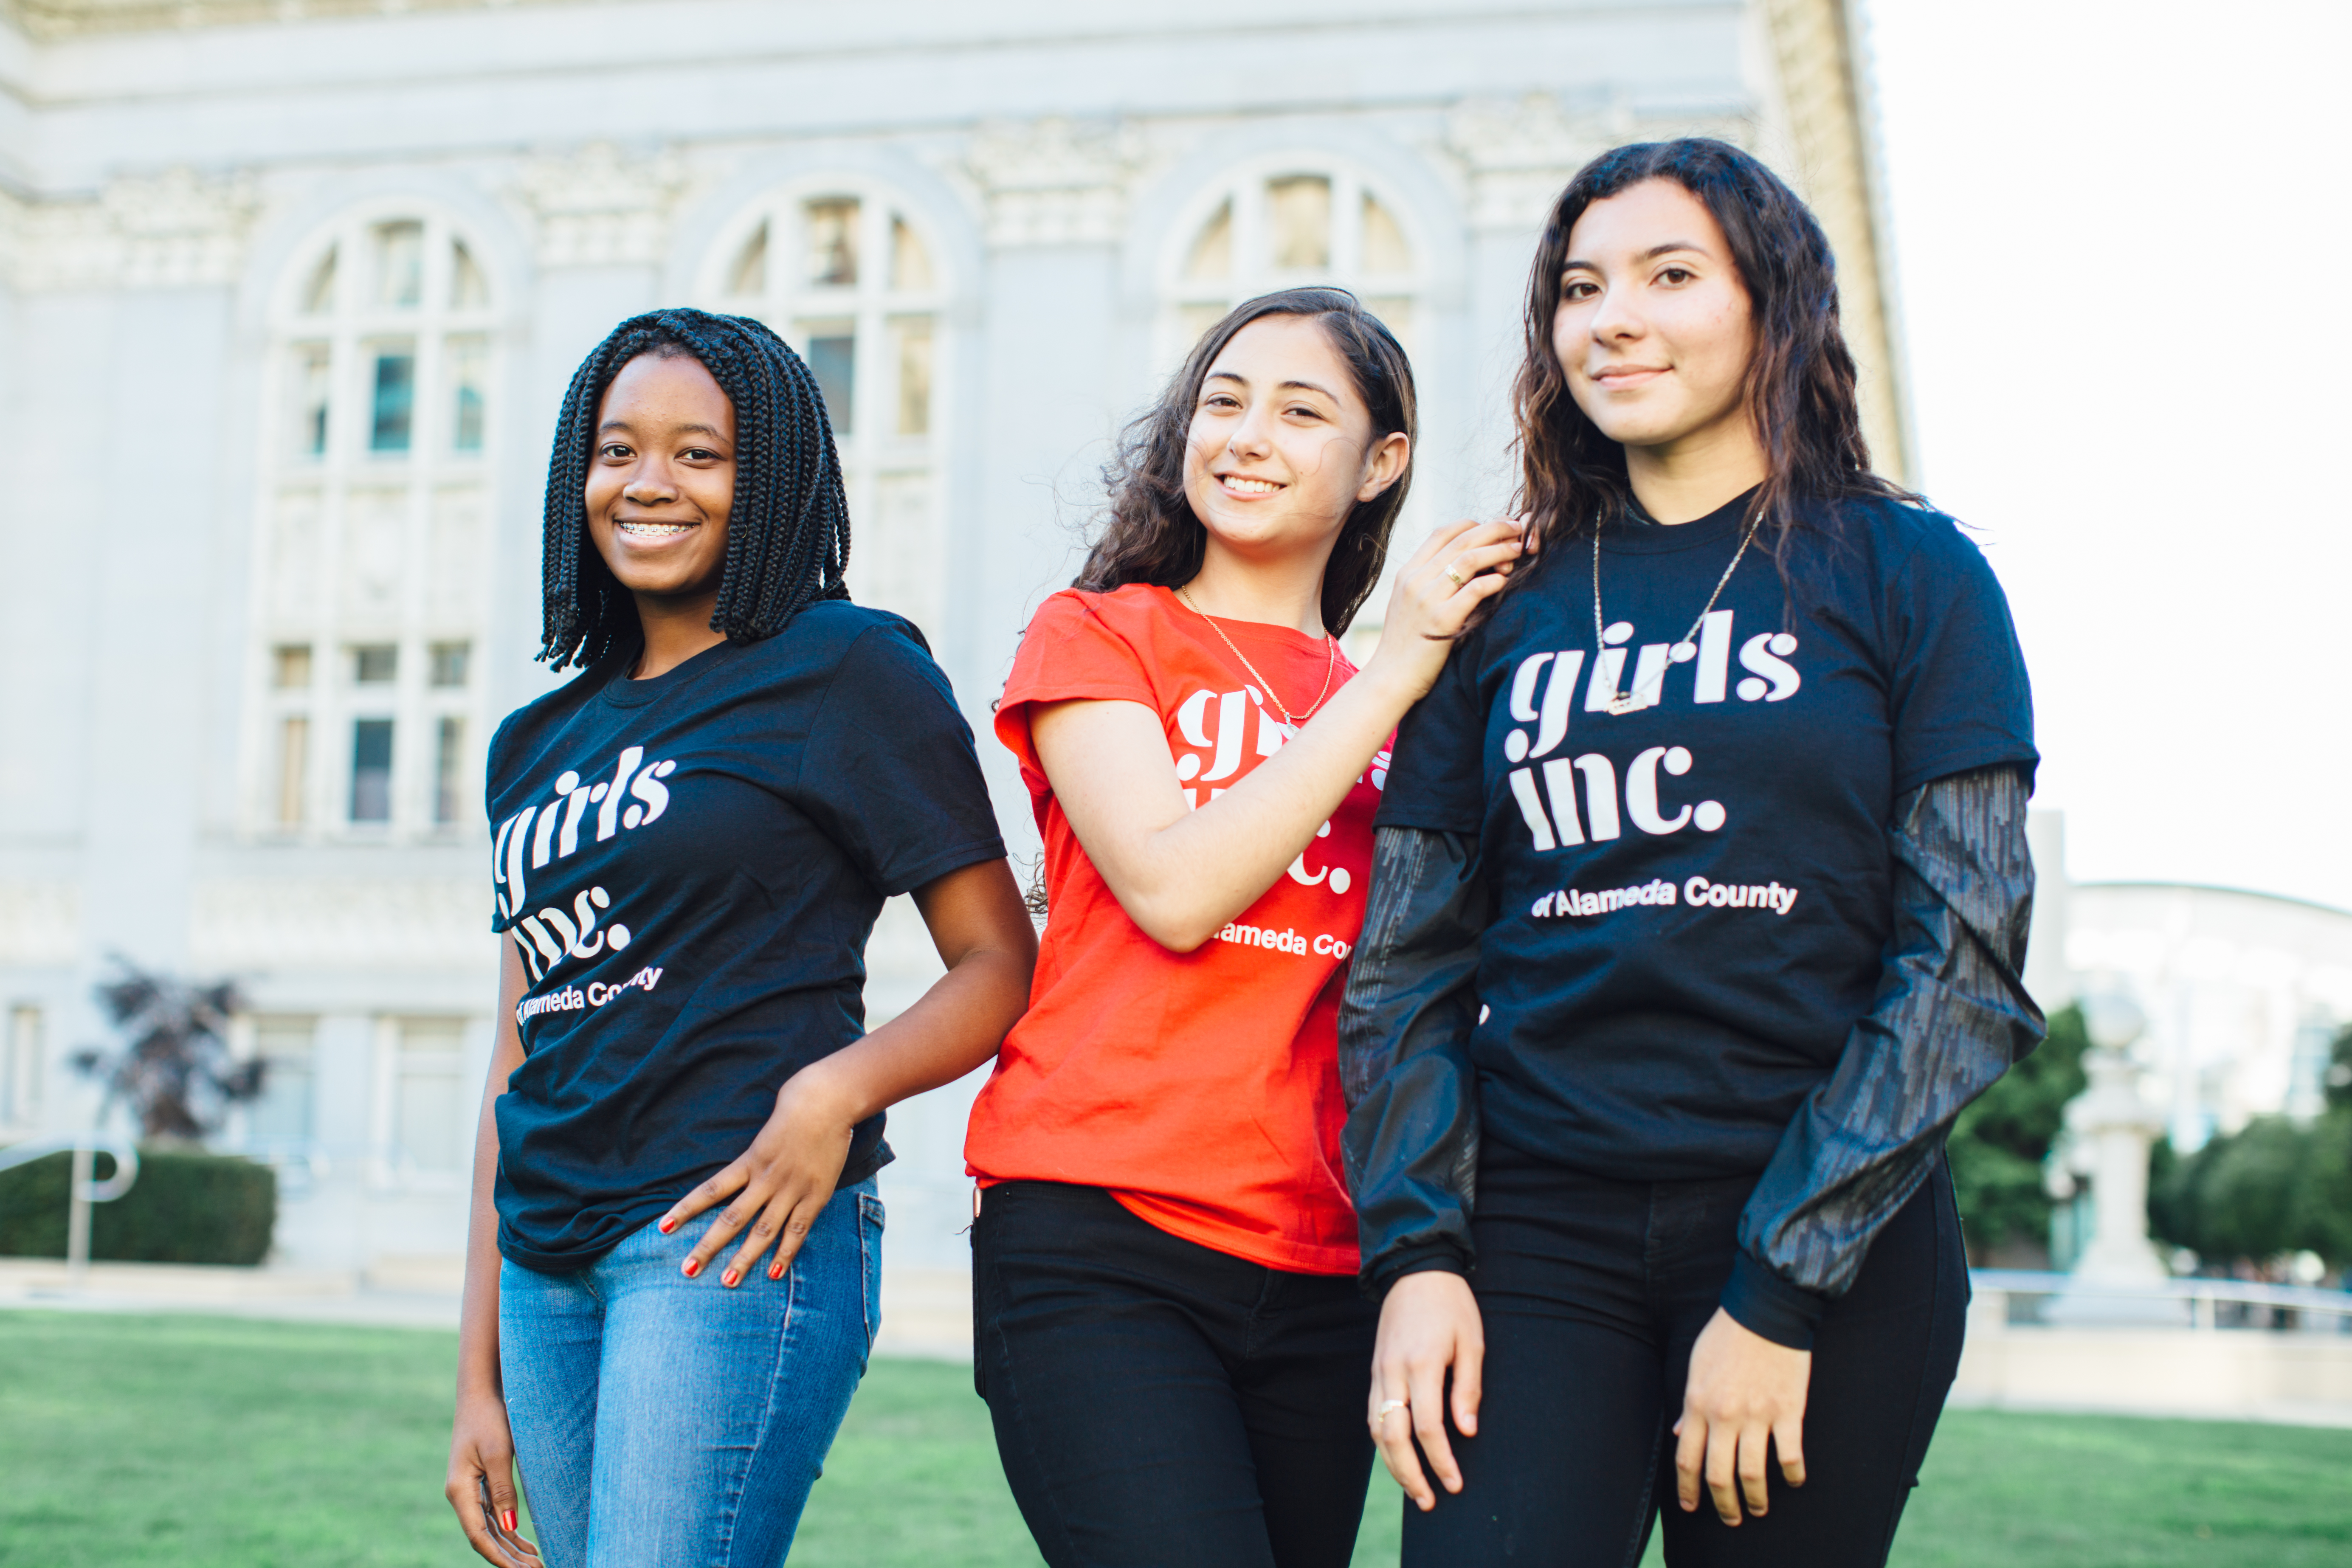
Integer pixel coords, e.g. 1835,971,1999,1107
700,183,949,635
248,209,500,840
1164,162,1425,363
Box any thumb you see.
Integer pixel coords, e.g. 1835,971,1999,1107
482,1458,523,1538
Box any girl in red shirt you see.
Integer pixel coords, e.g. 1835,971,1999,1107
965,286,1522,1567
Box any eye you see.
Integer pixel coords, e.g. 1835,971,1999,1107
598,442,633,460
1201,392,1241,412
681,446,723,462
1659,266,1696,285
1561,279,1599,302
1284,403,1325,421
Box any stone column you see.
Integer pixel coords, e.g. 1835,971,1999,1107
2047,992,2181,1323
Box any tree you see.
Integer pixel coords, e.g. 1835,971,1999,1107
2150,1026,2352,1271
1947,1003,2087,1261
70,959,261,1145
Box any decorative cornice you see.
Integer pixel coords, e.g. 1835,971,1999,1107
510,141,690,269
0,166,259,291
1446,93,1622,231
964,117,1139,248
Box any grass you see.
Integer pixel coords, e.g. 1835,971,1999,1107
0,1309,2346,1566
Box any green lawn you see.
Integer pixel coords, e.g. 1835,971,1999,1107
1,1309,2345,1567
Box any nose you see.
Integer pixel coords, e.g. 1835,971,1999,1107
1226,400,1276,462
1586,279,1644,345
623,463,679,506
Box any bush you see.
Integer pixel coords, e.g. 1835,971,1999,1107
2153,1113,2352,1270
1948,1003,2087,1259
0,1148,276,1265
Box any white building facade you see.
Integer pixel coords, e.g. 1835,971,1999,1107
0,0,1907,1281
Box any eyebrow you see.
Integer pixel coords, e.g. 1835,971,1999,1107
596,420,729,439
1563,241,1711,272
1205,370,1342,401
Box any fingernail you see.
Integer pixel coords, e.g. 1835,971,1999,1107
768,1262,783,1280
502,1510,517,1533
658,1217,675,1234
722,1268,739,1287
682,1258,700,1278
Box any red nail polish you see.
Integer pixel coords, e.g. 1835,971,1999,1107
658,1217,675,1234
722,1269,739,1287
502,1510,517,1534
768,1262,783,1280
682,1258,700,1278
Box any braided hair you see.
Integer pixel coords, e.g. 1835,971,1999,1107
538,307,851,671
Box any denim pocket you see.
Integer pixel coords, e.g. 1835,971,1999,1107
855,1187,885,1356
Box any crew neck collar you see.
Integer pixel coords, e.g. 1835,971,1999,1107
1601,487,1759,555
598,636,741,708
1152,583,1332,646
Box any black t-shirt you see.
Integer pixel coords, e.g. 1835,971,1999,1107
484,602,1006,1271
1377,492,2036,1182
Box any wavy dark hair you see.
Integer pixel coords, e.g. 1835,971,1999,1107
1074,287,1415,636
1507,138,1913,597
537,307,851,671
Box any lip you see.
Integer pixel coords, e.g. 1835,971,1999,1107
1590,365,1669,388
614,517,700,542
1214,473,1286,498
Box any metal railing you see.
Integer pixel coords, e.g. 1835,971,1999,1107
1972,1268,2352,1330
0,1132,141,1283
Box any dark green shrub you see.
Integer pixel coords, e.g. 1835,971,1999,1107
0,1148,276,1265
1948,1003,2087,1259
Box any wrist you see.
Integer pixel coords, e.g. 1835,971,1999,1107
780,1051,873,1128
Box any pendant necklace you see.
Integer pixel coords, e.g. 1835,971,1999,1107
1592,509,1759,715
1175,585,1339,726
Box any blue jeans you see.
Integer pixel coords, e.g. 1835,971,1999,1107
499,1179,884,1568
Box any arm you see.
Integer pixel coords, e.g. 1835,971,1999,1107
1034,520,1521,952
444,940,539,1566
664,856,1038,1285
1341,824,1493,1510
1674,762,2042,1526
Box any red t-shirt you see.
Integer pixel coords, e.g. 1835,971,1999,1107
965,584,1388,1275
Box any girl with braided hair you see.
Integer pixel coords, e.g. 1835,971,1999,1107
445,308,1037,1567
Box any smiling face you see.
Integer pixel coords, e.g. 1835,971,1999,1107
583,351,738,606
1182,313,1407,571
1553,177,1758,462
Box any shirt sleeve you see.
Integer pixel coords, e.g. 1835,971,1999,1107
797,621,1008,897
1340,825,1493,1295
1884,516,2039,797
1722,762,2044,1349
1374,623,1487,835
993,591,1165,784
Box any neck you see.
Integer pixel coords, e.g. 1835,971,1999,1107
1623,417,1769,525
1178,535,1332,638
631,590,728,680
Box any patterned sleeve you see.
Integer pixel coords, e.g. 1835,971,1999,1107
1721,762,2044,1349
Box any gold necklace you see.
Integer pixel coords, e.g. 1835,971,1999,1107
1175,585,1339,726
1591,511,1759,715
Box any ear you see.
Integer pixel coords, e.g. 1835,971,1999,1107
1355,430,1411,502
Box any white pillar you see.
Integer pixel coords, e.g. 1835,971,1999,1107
2047,993,2181,1323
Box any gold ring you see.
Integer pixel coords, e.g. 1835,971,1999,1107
1444,566,1467,589
1376,1399,1408,1422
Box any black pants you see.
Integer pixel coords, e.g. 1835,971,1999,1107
1403,1146,1968,1568
973,1181,1379,1568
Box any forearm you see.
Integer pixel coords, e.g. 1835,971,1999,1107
787,858,1037,1124
1045,664,1419,951
1727,764,2042,1347
1341,825,1491,1292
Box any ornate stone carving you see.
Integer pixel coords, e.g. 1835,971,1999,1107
0,167,261,292
0,884,82,968
189,878,493,972
1446,95,1621,231
965,117,1139,248
511,141,690,269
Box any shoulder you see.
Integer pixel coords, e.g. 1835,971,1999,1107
1024,583,1168,644
488,653,625,773
1810,493,1991,578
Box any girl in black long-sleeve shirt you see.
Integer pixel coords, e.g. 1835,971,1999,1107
1342,139,2041,1568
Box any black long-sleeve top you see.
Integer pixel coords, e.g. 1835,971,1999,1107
1339,763,2044,1348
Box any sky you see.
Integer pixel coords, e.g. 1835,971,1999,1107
1861,0,2352,910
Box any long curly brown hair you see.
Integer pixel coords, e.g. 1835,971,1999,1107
1504,138,1913,602
1074,287,1416,636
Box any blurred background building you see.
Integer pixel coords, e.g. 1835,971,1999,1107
8,0,2334,1299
